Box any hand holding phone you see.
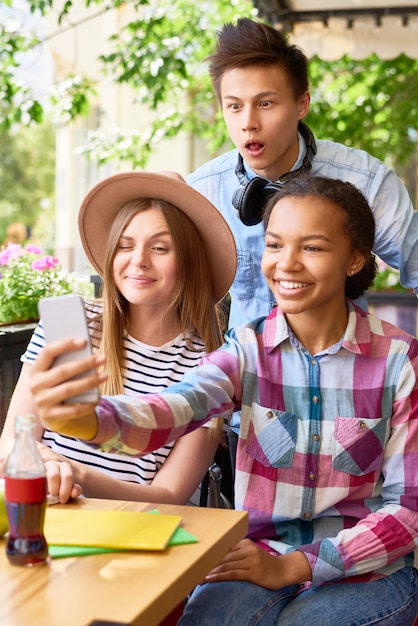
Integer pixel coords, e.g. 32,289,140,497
38,294,100,404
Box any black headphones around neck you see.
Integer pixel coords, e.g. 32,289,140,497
232,121,317,226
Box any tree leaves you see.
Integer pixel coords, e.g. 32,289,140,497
1,1,416,181
308,54,418,166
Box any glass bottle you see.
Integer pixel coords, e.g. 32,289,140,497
4,414,48,566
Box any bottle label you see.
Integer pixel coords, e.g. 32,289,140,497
5,476,47,504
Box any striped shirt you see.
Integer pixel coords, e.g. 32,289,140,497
91,301,418,586
23,299,207,484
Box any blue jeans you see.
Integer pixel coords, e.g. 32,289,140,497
178,567,418,626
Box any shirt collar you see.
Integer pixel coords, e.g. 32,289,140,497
292,128,306,173
263,300,371,356
342,299,372,356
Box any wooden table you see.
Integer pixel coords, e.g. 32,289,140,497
0,498,248,626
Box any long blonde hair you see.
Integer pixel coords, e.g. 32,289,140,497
93,199,226,439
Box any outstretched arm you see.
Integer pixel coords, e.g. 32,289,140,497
8,342,221,505
32,336,237,449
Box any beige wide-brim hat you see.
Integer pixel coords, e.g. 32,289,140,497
78,171,237,303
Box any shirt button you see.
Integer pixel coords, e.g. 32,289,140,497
312,396,319,404
308,472,315,481
303,512,311,519
266,411,274,419
312,434,320,441
311,359,316,365
359,421,367,429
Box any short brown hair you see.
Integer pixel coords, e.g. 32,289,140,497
207,18,309,101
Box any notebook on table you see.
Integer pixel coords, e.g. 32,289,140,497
45,508,183,552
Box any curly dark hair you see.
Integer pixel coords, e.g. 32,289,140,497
262,175,377,300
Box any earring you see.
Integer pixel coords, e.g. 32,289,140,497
350,270,355,275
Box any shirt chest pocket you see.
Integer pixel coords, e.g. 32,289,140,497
245,403,297,468
332,415,389,476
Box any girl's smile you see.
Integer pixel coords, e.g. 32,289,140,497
113,208,178,312
261,194,365,351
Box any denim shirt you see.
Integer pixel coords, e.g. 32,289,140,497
186,132,418,330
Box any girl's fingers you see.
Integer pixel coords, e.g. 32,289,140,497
33,338,89,370
32,371,105,407
29,339,106,439
30,339,106,404
32,340,105,380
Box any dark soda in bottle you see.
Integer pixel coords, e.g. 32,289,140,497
4,414,48,566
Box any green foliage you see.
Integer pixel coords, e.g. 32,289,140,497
371,267,408,293
370,258,409,293
0,243,94,323
92,0,254,159
307,54,418,166
28,0,139,23
368,255,413,293
1,0,254,161
1,1,417,173
50,74,98,123
0,24,44,129
0,121,55,245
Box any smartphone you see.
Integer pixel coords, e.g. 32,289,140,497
38,293,100,404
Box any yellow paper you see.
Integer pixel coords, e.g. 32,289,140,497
45,508,182,551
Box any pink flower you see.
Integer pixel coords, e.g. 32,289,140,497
0,250,10,266
32,255,60,271
25,244,44,255
0,243,24,265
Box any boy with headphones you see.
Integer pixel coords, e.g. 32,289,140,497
186,17,418,330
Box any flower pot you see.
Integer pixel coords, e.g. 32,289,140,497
0,318,38,328
0,322,37,431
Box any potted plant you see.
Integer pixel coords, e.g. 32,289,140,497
0,242,94,426
370,259,409,294
0,242,93,325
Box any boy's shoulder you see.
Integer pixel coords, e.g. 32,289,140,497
187,149,238,185
314,138,384,170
